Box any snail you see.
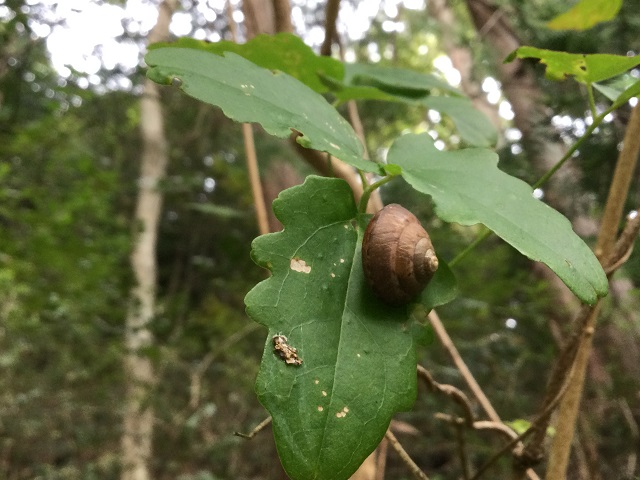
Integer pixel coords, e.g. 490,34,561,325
361,204,439,305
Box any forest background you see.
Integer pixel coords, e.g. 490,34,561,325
1,0,639,479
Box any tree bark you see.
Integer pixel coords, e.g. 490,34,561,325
121,1,177,479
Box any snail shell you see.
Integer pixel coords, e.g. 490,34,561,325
362,204,439,305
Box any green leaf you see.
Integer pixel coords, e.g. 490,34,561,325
547,0,622,31
594,74,640,106
611,79,640,109
387,133,608,305
245,176,454,480
326,65,497,147
188,203,246,218
149,33,343,94
506,47,640,84
421,96,498,147
344,62,459,96
145,49,379,173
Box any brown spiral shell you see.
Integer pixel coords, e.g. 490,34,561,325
361,204,439,305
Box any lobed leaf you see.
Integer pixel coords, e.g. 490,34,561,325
145,48,379,173
387,133,608,305
245,176,455,480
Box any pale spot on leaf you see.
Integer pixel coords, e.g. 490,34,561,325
318,406,324,412
290,257,311,274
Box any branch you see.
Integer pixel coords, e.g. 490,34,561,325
546,102,640,480
235,416,272,439
427,310,501,421
321,0,341,56
385,430,430,480
417,365,475,426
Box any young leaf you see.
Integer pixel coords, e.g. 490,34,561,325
506,47,640,84
546,0,622,31
149,33,343,94
387,133,608,305
245,176,454,480
145,48,380,173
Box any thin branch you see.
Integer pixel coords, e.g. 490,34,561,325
427,311,540,480
604,210,640,274
470,359,575,480
227,2,270,235
595,103,640,259
385,430,430,480
546,102,640,480
427,310,501,421
242,123,270,235
417,365,475,426
456,423,472,480
321,0,341,56
234,416,272,439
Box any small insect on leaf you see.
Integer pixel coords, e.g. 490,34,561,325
272,335,303,366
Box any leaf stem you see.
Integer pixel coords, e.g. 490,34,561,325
358,175,397,213
586,83,597,120
532,103,616,190
449,228,492,267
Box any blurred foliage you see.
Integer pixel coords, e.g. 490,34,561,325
0,0,639,479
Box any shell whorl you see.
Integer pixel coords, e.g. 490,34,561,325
362,204,438,305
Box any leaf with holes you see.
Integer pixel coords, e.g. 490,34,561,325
387,133,608,305
506,47,640,83
245,176,454,480
145,48,379,173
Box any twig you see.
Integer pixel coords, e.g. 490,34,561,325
417,365,475,426
227,1,270,236
434,414,518,441
470,360,575,480
385,430,430,480
456,423,471,480
427,311,500,421
427,311,540,480
604,211,640,274
234,416,272,439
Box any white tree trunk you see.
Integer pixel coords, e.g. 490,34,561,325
121,1,177,479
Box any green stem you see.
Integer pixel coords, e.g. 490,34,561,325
587,83,597,120
532,103,616,190
449,228,492,267
358,175,396,213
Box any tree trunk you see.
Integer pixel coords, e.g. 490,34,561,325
121,1,177,479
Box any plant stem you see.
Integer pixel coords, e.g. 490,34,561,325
533,103,616,190
586,83,597,120
358,175,396,213
449,228,491,267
